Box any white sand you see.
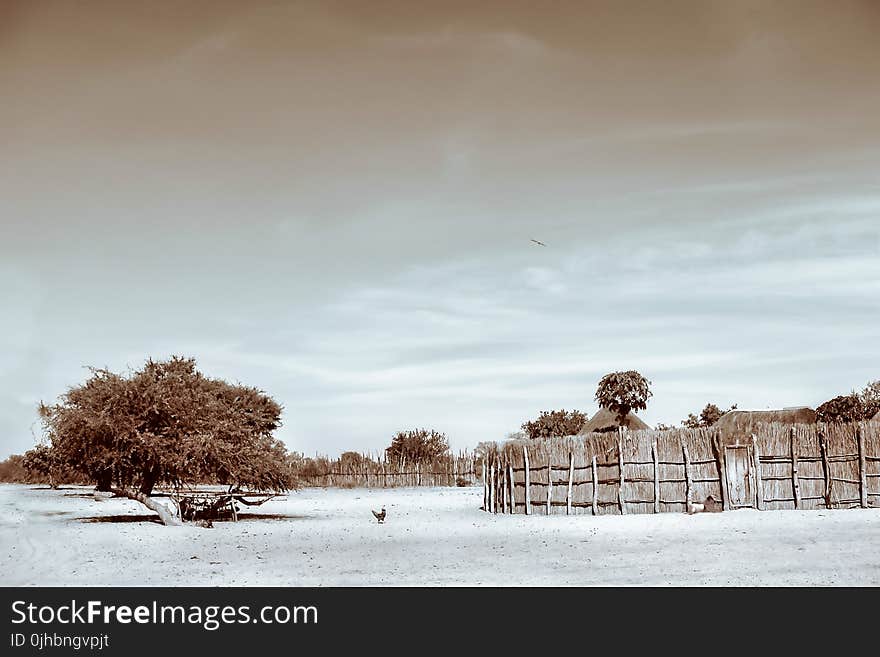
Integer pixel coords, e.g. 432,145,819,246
1,483,879,586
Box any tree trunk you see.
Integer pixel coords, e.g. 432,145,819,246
111,487,182,526
139,468,158,495
95,469,113,492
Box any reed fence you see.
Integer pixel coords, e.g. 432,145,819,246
294,452,478,488
480,422,880,515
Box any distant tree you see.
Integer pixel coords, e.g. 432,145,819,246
857,380,880,418
682,403,738,429
385,429,449,464
521,409,587,440
473,440,498,476
699,403,726,427
0,454,30,483
816,394,864,424
38,356,292,525
655,423,676,431
291,455,331,480
682,413,701,429
475,441,499,456
21,444,61,488
595,371,652,428
338,451,368,471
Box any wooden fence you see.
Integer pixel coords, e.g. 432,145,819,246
294,453,478,488
481,422,880,515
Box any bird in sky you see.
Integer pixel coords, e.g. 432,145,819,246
530,239,547,247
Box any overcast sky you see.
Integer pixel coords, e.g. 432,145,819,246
2,1,879,459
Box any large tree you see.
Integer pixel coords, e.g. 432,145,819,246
595,371,652,428
521,409,587,440
385,429,449,464
38,356,292,525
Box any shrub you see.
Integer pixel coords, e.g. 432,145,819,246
521,409,586,440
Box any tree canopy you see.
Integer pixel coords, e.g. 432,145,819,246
521,409,587,440
38,356,292,497
21,444,62,487
857,380,880,419
595,371,652,427
385,429,449,464
816,394,867,424
338,451,368,470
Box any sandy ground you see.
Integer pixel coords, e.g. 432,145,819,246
1,483,879,586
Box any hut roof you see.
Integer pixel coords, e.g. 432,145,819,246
714,407,816,441
578,407,650,434
873,410,880,422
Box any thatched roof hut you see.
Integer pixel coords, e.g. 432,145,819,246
714,407,816,443
578,407,650,434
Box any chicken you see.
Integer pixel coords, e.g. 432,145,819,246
371,507,386,523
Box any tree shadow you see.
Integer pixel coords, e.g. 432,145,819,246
80,514,164,524
79,513,311,524
30,486,86,491
232,513,311,521
64,492,118,499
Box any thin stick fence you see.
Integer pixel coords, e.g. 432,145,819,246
481,422,880,515
293,452,478,488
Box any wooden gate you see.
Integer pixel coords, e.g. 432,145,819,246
724,445,756,508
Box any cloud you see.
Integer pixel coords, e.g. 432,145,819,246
1,1,879,457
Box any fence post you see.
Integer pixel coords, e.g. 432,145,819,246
482,461,488,511
790,428,801,510
509,463,515,514
818,429,832,508
566,451,574,515
712,431,729,511
489,459,496,514
523,445,531,515
546,461,553,516
591,455,598,516
500,462,506,513
858,425,867,509
652,438,660,513
500,461,506,513
618,430,627,515
751,434,764,511
681,439,693,505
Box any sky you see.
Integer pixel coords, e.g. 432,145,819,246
1,0,879,459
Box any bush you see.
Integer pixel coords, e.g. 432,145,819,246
816,394,865,424
385,429,449,464
521,409,586,440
